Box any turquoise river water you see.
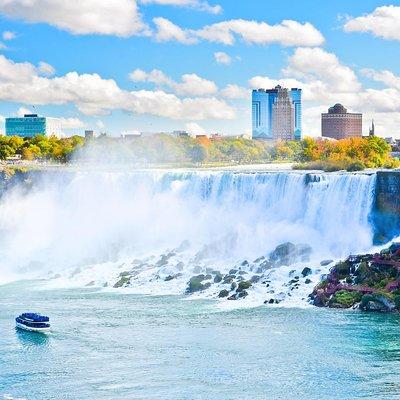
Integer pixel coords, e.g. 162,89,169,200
1,281,400,400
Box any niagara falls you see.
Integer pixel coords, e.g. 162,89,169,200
2,0,400,399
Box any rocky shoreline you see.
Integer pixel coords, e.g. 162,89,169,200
310,243,400,312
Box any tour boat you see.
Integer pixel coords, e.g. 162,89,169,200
15,313,51,333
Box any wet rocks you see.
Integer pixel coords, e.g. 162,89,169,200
301,267,312,277
269,242,312,266
186,275,211,293
311,242,400,312
218,289,230,298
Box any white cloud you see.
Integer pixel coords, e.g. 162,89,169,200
0,0,150,37
0,55,235,121
344,5,400,41
282,47,361,93
96,120,106,130
196,19,325,46
214,51,231,65
38,62,56,77
185,122,206,135
59,117,86,129
17,107,33,117
152,17,198,44
220,84,249,99
2,30,16,40
140,0,222,14
153,17,324,46
129,68,218,96
362,68,400,91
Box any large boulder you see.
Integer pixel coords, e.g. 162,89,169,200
269,243,312,266
360,293,396,312
186,275,211,293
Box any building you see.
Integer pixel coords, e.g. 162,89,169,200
252,85,302,140
272,87,295,141
321,104,362,140
173,130,190,137
5,114,62,138
85,130,95,139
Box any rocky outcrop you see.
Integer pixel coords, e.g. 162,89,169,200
310,243,400,312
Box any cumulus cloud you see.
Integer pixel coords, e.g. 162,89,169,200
282,47,361,93
185,122,206,135
59,117,86,130
344,5,400,41
0,55,235,121
362,68,400,91
140,0,222,14
220,84,249,99
0,0,150,37
153,17,324,46
214,51,232,65
152,17,198,44
2,30,16,40
129,68,218,96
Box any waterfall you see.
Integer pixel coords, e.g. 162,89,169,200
0,170,377,284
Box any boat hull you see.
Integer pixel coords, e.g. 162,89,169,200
16,322,51,333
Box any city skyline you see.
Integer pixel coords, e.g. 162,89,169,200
0,1,398,137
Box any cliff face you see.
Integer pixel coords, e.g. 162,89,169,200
373,171,400,244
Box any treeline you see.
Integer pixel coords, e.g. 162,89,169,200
0,135,84,163
0,134,397,171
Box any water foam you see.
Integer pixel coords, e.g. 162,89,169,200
0,169,377,305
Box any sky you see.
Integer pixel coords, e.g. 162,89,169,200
0,0,399,137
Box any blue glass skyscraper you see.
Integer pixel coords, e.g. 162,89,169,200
252,86,302,140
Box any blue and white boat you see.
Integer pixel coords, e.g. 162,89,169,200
16,313,51,333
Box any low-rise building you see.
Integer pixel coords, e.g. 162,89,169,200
5,114,62,138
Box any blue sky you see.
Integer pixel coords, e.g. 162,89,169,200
0,0,399,136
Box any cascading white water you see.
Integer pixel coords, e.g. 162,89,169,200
0,170,377,291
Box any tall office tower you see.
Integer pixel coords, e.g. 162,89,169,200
272,87,295,141
252,85,302,140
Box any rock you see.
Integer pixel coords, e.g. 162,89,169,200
237,290,248,299
223,274,235,284
206,268,214,274
164,273,182,282
305,278,312,284
320,260,333,266
228,294,237,300
328,290,363,309
186,275,210,293
250,275,261,283
229,269,238,275
113,275,131,288
269,242,297,266
238,270,247,275
238,280,252,290
214,273,223,283
301,267,312,277
175,262,184,271
360,293,396,312
218,289,230,298
241,260,249,267
231,282,237,291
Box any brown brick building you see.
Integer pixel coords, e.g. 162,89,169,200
321,104,362,140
